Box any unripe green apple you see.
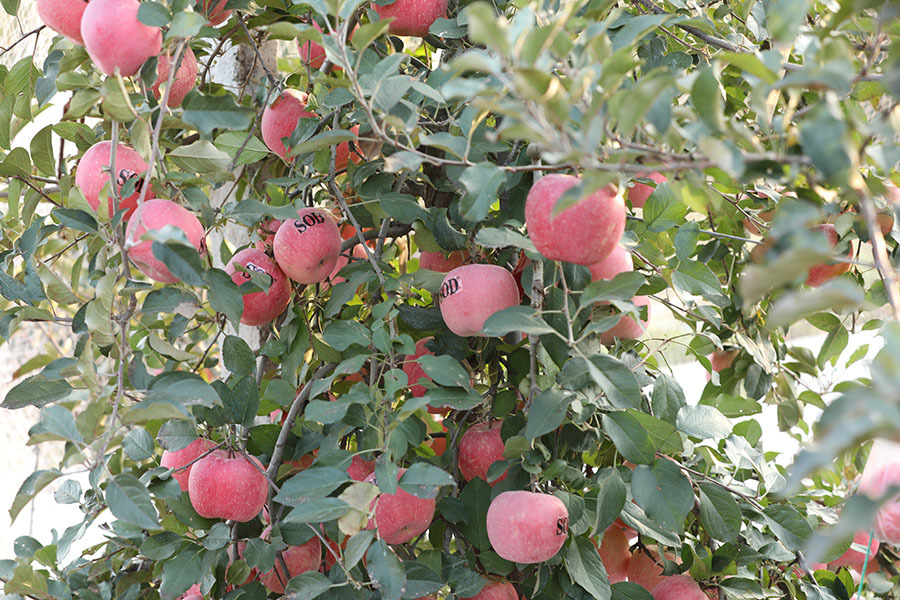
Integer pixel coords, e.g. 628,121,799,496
273,207,342,284
124,199,206,284
75,141,148,219
187,450,268,522
225,248,292,326
439,264,520,337
37,0,88,45
81,0,162,76
485,491,568,563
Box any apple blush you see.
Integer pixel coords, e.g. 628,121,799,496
486,491,568,563
125,199,206,284
438,264,520,337
151,46,198,108
627,171,667,209
37,0,88,45
273,207,342,284
160,438,217,492
226,248,292,326
457,421,506,484
81,0,162,76
187,450,268,522
75,141,148,219
374,0,448,37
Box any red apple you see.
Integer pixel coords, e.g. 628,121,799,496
588,244,633,281
327,244,368,285
627,171,667,209
438,264,520,337
124,199,206,283
420,250,469,272
525,174,626,266
75,141,148,219
652,575,706,600
857,439,900,544
366,469,436,544
710,349,738,372
485,491,568,563
347,455,375,481
829,530,879,573
255,218,282,252
806,224,852,287
81,0,162,76
598,525,630,583
374,0,448,37
260,536,322,594
272,207,342,284
627,550,665,591
261,90,316,159
334,125,361,172
461,580,518,600
199,0,231,25
298,21,328,69
160,438,217,492
151,46,198,108
37,0,88,45
458,421,506,484
178,583,202,600
225,248,292,326
599,295,651,345
401,337,434,398
187,450,268,522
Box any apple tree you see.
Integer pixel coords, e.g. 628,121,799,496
1,0,900,598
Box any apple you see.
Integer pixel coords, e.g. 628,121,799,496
525,174,625,266
160,438,217,492
627,171,667,209
706,348,739,381
273,208,342,284
374,0,448,37
37,0,88,45
485,491,568,563
876,212,894,237
199,0,231,25
366,469,436,544
225,248,292,326
857,439,900,544
188,450,268,522
401,337,434,399
599,295,651,345
124,199,206,283
439,264,520,337
458,421,506,484
178,583,202,600
627,550,665,591
829,530,879,573
652,575,706,600
151,46,198,108
806,224,852,287
298,21,328,69
75,141,149,219
260,536,322,594
261,90,317,159
598,525,630,584
420,250,469,272
335,125,361,172
347,455,375,481
461,580,518,600
81,0,162,76
255,218,282,252
327,244,368,286
588,244,633,281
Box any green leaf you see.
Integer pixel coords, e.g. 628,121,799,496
800,104,851,182
140,532,181,560
223,335,255,376
416,354,470,388
284,571,333,600
611,582,654,600
322,320,371,351
650,374,685,424
168,140,232,175
214,132,269,165
284,498,350,523
690,66,724,133
565,536,611,600
482,305,556,337
592,468,626,534
122,428,155,461
286,130,356,158
137,2,171,26
581,355,642,410
2,375,72,409
151,241,206,287
627,410,683,455
582,272,646,304
29,405,83,443
631,459,694,533
458,163,505,222
105,473,160,530
672,260,728,308
29,125,55,176
205,269,244,325
642,183,686,232
601,412,655,465
763,504,812,552
275,467,351,505
156,420,198,452
166,11,207,38
475,227,537,253
160,544,208,600
181,91,256,134
366,540,406,600
526,389,571,439
10,469,62,523
398,463,455,499
698,483,741,543
676,405,732,439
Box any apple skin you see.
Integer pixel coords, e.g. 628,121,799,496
200,0,231,25
327,244,368,285
588,244,633,281
260,536,322,594
439,264,521,337
273,207,342,284
261,90,317,159
37,0,88,45
366,469,437,544
347,455,375,481
187,450,268,522
81,0,162,76
806,224,852,287
298,21,328,69
461,580,518,600
485,491,569,563
858,441,900,544
652,575,706,600
374,0,448,37
151,46,198,108
401,337,434,398
75,141,149,219
178,583,202,600
600,295,651,345
420,250,469,272
160,438,217,492
828,530,879,573
255,218,282,252
598,525,630,583
627,550,665,591
225,248,292,326
627,172,667,209
124,199,206,284
458,421,506,484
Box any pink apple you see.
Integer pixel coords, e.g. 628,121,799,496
374,0,448,37
599,295,651,345
81,0,162,76
366,469,436,544
627,172,667,209
298,21,328,69
261,90,316,159
710,349,738,373
598,525,630,583
260,536,322,594
75,141,149,219
327,244,368,285
458,421,506,484
627,550,665,591
485,491,568,563
461,580,518,600
187,450,268,522
401,337,434,398
199,0,231,25
858,439,900,544
334,124,360,172
525,174,625,266
652,575,706,600
37,0,88,45
420,250,469,272
347,455,375,481
151,46,198,108
588,244,633,281
255,218,282,252
829,530,879,573
124,199,206,283
272,207,342,284
225,248,292,326
178,583,202,600
160,438,217,492
806,224,852,287
438,264,520,337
